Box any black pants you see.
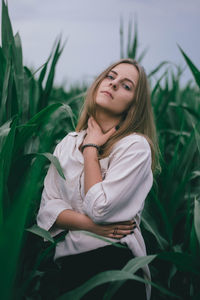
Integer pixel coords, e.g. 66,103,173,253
40,244,146,300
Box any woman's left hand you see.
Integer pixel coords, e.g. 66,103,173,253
83,117,116,147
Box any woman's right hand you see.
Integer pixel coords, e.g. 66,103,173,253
88,219,137,239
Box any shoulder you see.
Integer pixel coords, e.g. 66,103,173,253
57,130,85,146
53,130,84,155
108,133,152,172
112,133,151,154
60,131,79,142
56,131,76,147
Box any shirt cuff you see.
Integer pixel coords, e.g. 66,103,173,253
83,182,107,223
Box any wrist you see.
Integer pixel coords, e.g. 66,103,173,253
81,143,100,153
83,147,98,154
83,147,99,162
82,215,96,232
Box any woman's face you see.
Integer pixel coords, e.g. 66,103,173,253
95,63,139,116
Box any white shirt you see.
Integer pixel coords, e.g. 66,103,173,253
37,129,153,300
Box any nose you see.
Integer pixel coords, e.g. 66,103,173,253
109,79,118,90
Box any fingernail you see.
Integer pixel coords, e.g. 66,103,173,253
115,125,120,130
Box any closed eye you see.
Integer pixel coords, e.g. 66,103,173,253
106,74,115,80
122,83,131,90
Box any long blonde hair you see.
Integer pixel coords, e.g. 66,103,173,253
76,58,161,175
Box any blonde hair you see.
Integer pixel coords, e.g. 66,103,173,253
76,58,161,175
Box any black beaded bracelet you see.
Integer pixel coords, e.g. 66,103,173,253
81,143,100,153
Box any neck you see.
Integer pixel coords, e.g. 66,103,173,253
95,110,122,133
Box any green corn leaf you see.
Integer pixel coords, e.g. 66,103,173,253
169,102,200,120
1,0,14,59
189,222,199,258
0,61,11,124
66,91,86,105
137,46,149,63
119,16,124,58
167,264,177,289
12,32,24,118
128,18,138,59
38,38,66,111
141,209,169,250
61,103,76,131
24,66,40,118
36,152,65,179
0,156,47,300
58,269,181,300
194,197,200,247
1,2,24,120
127,18,132,57
0,117,18,226
122,255,156,273
26,152,66,180
194,121,200,154
26,224,54,243
177,44,200,88
13,103,63,157
146,187,173,244
159,129,190,137
81,231,127,249
148,61,170,78
190,170,200,180
151,70,169,110
176,126,197,180
158,252,200,275
38,54,51,88
103,255,156,300
0,47,6,99
0,118,13,148
0,117,17,184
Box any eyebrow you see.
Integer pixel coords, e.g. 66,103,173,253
110,70,136,87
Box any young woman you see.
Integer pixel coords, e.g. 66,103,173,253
37,58,160,300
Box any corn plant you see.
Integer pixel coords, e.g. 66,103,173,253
0,1,74,299
1,1,200,299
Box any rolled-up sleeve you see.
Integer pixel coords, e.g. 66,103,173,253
37,137,72,237
82,136,153,224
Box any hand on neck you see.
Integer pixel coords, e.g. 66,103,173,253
95,111,122,134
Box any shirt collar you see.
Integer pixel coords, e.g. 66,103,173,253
74,129,87,164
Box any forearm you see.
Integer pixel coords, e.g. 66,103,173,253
53,208,136,239
83,147,102,195
53,209,95,231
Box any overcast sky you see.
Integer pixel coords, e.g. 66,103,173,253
2,0,200,89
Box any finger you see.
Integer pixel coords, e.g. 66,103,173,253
115,225,137,231
107,233,124,239
114,220,136,225
110,222,136,229
117,229,135,235
104,127,116,139
91,117,101,130
88,117,93,127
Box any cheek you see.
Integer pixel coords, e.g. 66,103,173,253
119,97,134,112
120,93,134,106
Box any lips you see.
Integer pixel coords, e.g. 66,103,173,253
101,91,113,99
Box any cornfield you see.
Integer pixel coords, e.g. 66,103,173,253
0,1,200,299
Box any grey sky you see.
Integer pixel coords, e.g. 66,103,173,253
3,0,200,89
